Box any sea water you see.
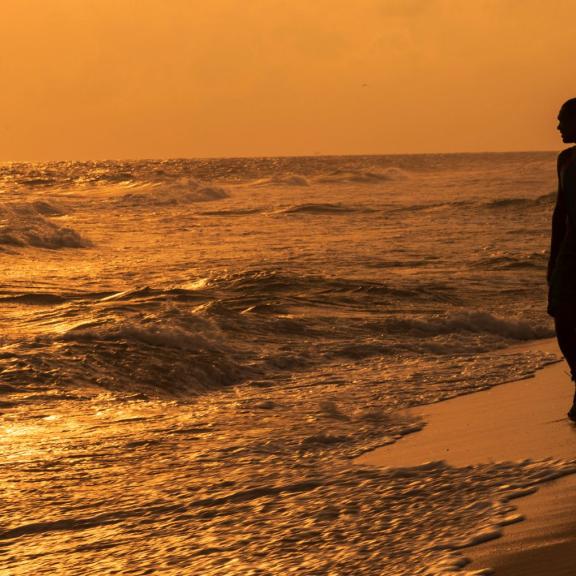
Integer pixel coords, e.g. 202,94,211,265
1,152,573,575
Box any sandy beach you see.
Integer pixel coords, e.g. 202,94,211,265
356,337,576,575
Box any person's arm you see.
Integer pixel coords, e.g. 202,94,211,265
548,151,570,284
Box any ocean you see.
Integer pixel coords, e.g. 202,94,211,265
1,152,572,575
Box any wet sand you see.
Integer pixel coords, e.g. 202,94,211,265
356,338,576,575
467,473,576,575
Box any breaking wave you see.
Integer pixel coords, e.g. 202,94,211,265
118,178,229,206
245,168,410,188
0,201,91,250
316,167,409,184
379,311,553,341
1,268,552,402
53,315,252,397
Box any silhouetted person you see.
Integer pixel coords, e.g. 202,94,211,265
548,98,576,421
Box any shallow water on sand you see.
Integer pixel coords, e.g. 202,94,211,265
1,153,572,574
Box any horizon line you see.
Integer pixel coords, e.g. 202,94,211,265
0,148,561,164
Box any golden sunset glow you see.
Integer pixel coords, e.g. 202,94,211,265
1,0,575,160
3,3,576,575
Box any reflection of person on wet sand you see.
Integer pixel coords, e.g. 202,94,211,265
548,98,576,421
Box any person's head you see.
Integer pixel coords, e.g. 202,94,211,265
558,98,576,143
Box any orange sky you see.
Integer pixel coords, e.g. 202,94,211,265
0,0,574,160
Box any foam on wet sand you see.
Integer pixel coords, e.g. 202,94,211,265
356,338,576,575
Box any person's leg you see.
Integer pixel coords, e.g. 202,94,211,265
554,316,576,379
554,316,576,420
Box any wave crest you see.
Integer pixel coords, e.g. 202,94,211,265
316,167,409,184
0,201,91,250
252,174,311,187
57,316,251,397
119,178,229,206
382,311,552,341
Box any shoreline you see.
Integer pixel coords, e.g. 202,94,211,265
355,337,576,575
466,472,576,575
